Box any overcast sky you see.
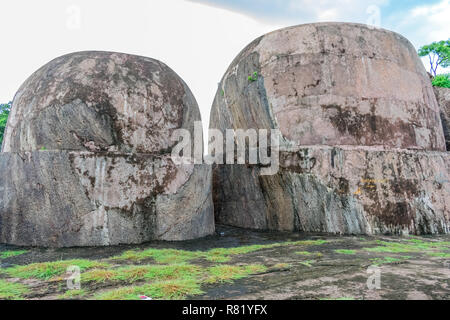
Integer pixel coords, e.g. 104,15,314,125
0,0,449,135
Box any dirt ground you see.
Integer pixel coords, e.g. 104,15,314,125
1,226,449,300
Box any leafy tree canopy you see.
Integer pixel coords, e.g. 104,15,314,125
0,102,12,146
418,40,450,77
432,74,450,88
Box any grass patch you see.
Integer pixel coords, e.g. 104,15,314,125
81,269,117,283
0,250,28,259
4,259,110,280
58,289,87,300
271,263,291,269
370,256,412,266
299,260,315,267
335,249,356,255
296,251,323,257
427,252,450,258
205,264,267,284
113,248,199,264
82,264,201,284
94,278,203,300
0,279,29,300
364,239,450,254
112,240,329,264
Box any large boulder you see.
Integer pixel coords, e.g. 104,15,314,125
0,51,214,247
210,23,450,235
434,86,450,151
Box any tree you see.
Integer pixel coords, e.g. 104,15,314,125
418,40,450,77
0,102,12,146
432,74,450,88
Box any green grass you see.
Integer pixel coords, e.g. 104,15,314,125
363,239,450,254
295,251,323,257
0,239,332,299
296,251,313,256
205,264,267,284
427,252,450,258
113,248,200,264
4,259,110,280
0,250,28,259
94,278,204,300
81,264,201,284
112,240,329,264
0,279,29,300
248,71,258,82
370,256,412,266
271,263,292,269
335,249,356,255
58,289,87,300
432,74,450,88
320,297,356,300
299,260,315,267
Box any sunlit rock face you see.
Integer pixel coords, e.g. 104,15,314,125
210,23,450,235
0,51,214,247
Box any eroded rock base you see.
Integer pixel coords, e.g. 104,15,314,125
213,146,450,235
0,151,214,247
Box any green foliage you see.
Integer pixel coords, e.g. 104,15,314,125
370,256,412,266
4,259,110,280
363,239,450,254
58,289,87,300
205,264,266,283
81,264,201,284
427,252,450,258
432,74,450,88
93,278,204,300
248,71,258,82
335,249,356,255
113,239,329,264
299,260,315,267
418,40,450,76
0,102,12,146
0,250,28,259
0,279,29,300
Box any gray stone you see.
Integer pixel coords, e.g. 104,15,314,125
210,23,450,235
0,51,214,247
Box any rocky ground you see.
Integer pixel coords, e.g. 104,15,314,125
0,226,449,300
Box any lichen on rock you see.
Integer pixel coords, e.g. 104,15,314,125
210,23,450,235
0,51,214,247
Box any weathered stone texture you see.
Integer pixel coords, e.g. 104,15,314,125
210,23,445,151
214,147,449,235
0,152,213,246
210,23,450,235
0,52,214,247
2,51,199,153
434,87,450,151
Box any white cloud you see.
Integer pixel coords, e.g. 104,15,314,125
0,0,281,141
385,0,450,73
287,0,388,23
388,0,450,46
410,0,450,43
